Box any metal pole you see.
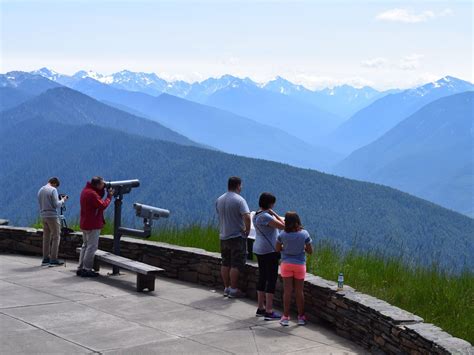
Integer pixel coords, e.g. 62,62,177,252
112,194,122,275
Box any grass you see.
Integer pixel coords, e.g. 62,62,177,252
31,220,473,343
307,243,474,344
32,219,221,251
147,225,221,252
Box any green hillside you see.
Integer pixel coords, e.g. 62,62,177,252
1,117,472,272
334,92,474,217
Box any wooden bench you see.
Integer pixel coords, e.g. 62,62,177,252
76,248,164,292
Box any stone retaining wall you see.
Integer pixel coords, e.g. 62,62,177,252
0,225,472,355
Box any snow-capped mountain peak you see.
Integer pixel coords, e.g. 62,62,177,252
264,76,309,95
196,75,249,94
317,85,380,102
411,76,474,97
30,67,64,81
73,70,104,81
109,70,161,84
102,70,169,95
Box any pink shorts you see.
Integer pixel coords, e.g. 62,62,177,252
280,263,306,280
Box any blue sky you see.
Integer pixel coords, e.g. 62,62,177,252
1,0,472,89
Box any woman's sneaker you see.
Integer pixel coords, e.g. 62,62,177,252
223,287,230,297
280,315,290,326
297,315,307,325
264,311,282,321
256,308,266,317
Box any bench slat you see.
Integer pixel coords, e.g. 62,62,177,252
75,247,163,275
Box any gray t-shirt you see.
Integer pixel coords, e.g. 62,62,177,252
252,211,279,255
216,191,250,240
277,230,312,265
37,184,64,218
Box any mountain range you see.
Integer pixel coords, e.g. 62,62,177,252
263,76,397,118
34,69,345,143
32,67,387,119
0,86,200,148
116,93,341,170
203,77,343,142
3,69,474,217
70,76,341,170
334,92,474,217
23,72,341,170
327,76,474,154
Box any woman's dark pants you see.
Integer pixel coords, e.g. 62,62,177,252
256,252,280,294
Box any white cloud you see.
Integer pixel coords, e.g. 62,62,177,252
221,57,240,66
398,54,424,70
439,8,454,17
361,57,389,68
361,54,424,71
376,8,453,23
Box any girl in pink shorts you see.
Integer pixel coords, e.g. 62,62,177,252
276,212,313,326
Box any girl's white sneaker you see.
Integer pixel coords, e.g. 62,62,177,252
297,315,307,325
280,316,290,326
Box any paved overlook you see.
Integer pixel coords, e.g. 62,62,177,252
0,254,364,354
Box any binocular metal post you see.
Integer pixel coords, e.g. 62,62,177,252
112,195,123,275
111,189,151,275
104,179,168,275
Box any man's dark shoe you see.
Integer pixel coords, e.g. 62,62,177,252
41,258,50,266
49,259,64,267
81,270,99,278
76,269,84,276
256,308,266,317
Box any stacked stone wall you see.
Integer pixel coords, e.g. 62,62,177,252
0,225,471,354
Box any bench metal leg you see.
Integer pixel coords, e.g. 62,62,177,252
93,258,100,272
137,274,155,292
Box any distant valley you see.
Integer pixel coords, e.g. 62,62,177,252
24,68,474,217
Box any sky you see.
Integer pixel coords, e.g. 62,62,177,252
1,0,472,90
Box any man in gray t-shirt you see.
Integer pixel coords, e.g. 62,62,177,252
216,176,250,298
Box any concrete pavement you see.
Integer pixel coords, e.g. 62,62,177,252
0,253,366,354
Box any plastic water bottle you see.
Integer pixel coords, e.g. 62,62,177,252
337,272,344,290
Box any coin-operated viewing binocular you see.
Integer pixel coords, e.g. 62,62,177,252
107,179,170,275
104,179,140,196
132,203,170,232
